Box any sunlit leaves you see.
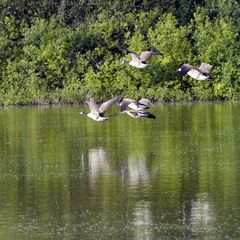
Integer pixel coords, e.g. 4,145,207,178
0,1,239,104
191,8,239,98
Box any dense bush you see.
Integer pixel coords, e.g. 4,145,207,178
0,0,239,105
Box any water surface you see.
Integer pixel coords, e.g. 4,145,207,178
0,102,240,239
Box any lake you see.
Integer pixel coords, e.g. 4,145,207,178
0,102,240,239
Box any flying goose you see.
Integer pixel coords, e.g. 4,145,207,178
80,94,122,121
120,98,152,111
120,98,156,119
122,49,163,69
178,63,213,80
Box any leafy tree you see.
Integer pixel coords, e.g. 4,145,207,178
0,0,239,104
148,14,192,85
192,9,240,99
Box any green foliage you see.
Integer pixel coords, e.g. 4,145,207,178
0,1,239,105
191,9,239,99
205,0,240,28
148,14,192,84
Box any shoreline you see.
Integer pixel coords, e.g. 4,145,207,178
0,99,239,109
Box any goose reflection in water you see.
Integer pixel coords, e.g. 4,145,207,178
133,201,153,240
190,193,215,229
88,148,150,187
121,154,149,186
128,156,149,186
88,148,110,185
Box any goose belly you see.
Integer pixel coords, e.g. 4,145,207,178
187,69,209,80
128,102,147,110
87,113,107,121
196,74,209,80
129,61,147,69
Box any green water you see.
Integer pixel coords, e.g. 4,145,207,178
0,102,240,239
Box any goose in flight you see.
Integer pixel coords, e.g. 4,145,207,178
120,98,152,111
178,63,213,80
80,94,122,121
122,49,163,69
120,98,156,119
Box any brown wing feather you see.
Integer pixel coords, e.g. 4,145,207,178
198,63,213,74
140,50,161,62
120,99,134,112
86,96,99,114
179,64,193,75
138,98,151,106
99,95,122,114
127,50,141,62
187,68,203,79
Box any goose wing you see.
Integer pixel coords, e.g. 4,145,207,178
179,64,193,75
198,63,213,74
138,98,151,106
140,50,161,62
86,96,100,114
120,98,137,112
127,50,141,62
99,95,122,114
187,68,203,80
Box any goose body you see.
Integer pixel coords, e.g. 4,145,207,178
120,98,155,119
123,50,163,69
178,63,213,80
129,61,148,69
86,112,108,121
80,94,121,121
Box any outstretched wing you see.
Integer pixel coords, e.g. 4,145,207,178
138,98,151,106
86,96,99,114
120,98,136,112
187,68,203,80
140,50,161,62
99,95,122,114
179,64,193,75
126,50,141,62
199,63,213,74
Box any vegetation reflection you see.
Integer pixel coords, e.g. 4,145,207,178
0,103,240,239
